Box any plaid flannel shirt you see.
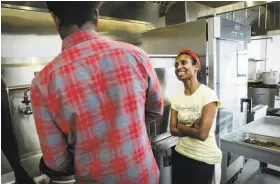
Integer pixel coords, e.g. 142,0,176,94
31,30,163,184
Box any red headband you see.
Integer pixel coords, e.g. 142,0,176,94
178,48,201,72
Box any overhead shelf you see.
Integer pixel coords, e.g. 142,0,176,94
249,58,268,62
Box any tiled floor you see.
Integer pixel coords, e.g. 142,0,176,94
235,159,280,184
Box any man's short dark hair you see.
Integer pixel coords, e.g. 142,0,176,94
46,1,97,28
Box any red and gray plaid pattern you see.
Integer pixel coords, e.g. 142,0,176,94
31,30,163,183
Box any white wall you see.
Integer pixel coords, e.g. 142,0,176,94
1,33,136,58
266,35,280,72
1,34,61,58
248,34,280,79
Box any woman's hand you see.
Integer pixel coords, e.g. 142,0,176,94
192,118,201,129
34,174,50,184
177,122,196,130
176,122,185,131
170,109,184,137
175,102,218,141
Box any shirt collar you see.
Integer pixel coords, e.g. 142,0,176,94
61,30,99,51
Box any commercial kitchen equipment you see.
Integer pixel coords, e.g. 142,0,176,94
1,151,16,184
248,83,280,108
246,104,268,123
220,116,280,183
262,70,279,85
1,58,51,183
2,16,251,183
141,16,251,184
147,56,183,184
152,136,177,184
267,108,280,117
215,109,234,148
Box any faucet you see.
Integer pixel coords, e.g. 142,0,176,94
20,88,33,115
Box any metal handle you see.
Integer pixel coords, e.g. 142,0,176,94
241,98,253,113
147,122,151,142
151,120,157,136
265,4,268,30
258,6,261,27
276,85,280,101
149,121,157,135
148,120,157,142
252,93,267,99
276,85,280,97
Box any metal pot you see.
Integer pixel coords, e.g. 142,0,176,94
262,70,279,85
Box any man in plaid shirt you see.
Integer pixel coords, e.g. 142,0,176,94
31,2,163,184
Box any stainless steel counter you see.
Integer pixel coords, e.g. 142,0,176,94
220,116,280,184
21,153,42,178
248,86,280,108
1,172,16,184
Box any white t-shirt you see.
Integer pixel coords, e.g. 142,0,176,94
171,84,222,165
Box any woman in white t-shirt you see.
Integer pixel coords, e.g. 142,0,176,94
170,48,222,184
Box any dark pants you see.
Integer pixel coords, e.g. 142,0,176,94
172,150,214,184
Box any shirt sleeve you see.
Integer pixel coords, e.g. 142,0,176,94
171,95,179,111
202,87,221,108
31,81,73,172
142,53,164,124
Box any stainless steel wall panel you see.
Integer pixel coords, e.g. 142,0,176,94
148,56,185,143
8,89,41,159
141,19,207,56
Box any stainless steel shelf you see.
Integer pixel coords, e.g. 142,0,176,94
221,116,280,166
220,116,280,184
239,168,280,184
1,172,16,184
248,58,267,62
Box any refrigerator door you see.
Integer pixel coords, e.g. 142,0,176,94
208,17,251,183
148,56,184,143
217,40,248,130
